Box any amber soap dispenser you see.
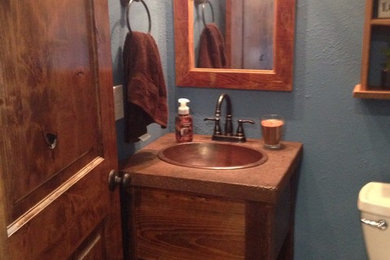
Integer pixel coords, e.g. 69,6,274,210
175,98,193,142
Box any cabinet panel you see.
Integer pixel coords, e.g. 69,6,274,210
132,187,246,260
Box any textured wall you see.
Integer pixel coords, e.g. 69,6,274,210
109,0,390,258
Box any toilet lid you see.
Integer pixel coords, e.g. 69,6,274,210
358,182,390,217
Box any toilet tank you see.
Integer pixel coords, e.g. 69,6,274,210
358,182,390,260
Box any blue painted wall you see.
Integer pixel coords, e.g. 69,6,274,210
109,0,390,258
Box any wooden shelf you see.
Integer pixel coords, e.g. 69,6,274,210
353,84,390,99
370,18,390,25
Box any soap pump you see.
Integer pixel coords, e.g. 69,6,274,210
175,98,193,143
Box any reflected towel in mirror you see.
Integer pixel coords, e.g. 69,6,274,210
198,23,227,68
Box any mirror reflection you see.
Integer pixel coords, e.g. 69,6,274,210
193,0,274,70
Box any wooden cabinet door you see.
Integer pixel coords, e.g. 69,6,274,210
0,0,123,259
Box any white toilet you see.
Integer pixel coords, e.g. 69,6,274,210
358,182,390,260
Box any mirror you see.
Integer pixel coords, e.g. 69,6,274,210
193,0,274,70
174,0,296,91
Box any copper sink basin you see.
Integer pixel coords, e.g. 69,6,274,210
158,142,267,170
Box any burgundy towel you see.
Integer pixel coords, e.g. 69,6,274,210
198,23,227,68
123,32,168,142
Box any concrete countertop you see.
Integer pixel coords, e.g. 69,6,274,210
121,133,303,203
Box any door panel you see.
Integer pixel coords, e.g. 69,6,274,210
1,0,102,222
0,0,122,258
226,0,274,69
72,223,106,260
8,160,108,258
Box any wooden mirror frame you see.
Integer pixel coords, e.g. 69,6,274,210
174,0,296,91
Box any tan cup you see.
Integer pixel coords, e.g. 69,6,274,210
261,114,284,149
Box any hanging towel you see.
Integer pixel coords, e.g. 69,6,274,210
123,32,168,142
198,23,227,68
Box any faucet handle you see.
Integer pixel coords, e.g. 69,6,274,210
204,117,222,135
238,119,255,124
236,119,255,138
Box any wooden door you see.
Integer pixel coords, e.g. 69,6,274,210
226,0,274,70
0,0,123,259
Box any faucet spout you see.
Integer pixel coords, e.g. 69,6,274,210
204,93,252,142
215,94,233,135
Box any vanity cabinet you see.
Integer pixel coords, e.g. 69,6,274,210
354,0,390,99
128,184,293,260
121,134,302,260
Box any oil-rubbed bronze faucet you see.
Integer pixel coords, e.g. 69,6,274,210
204,94,254,142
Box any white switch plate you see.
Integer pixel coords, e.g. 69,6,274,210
113,85,124,121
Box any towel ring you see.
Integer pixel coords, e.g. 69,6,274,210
201,1,215,27
125,0,151,34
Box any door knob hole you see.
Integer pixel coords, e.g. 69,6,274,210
44,133,57,150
